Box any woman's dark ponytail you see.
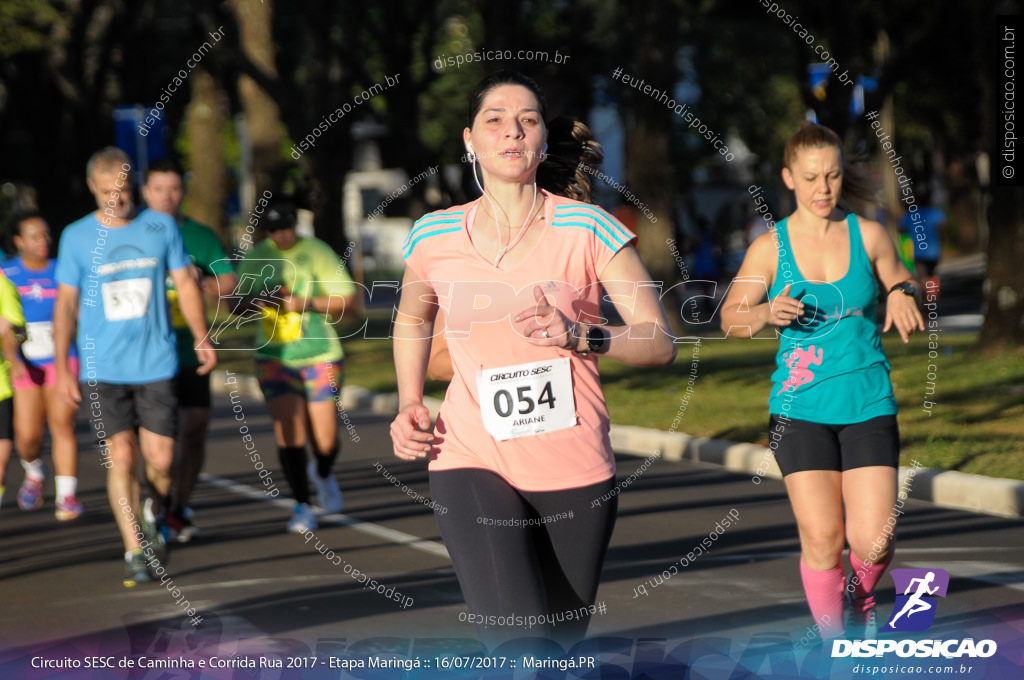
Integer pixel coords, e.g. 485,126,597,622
537,117,603,203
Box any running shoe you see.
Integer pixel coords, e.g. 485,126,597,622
846,576,879,638
123,550,152,588
307,460,343,514
287,502,318,533
176,507,200,543
55,495,85,521
17,476,44,511
163,511,183,543
141,498,169,564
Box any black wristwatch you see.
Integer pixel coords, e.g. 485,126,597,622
577,324,608,356
888,281,917,298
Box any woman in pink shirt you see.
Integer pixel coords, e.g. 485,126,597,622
390,70,676,646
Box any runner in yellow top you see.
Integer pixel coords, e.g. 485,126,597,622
0,271,27,511
234,200,358,533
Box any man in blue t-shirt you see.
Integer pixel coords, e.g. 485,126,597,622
53,146,216,588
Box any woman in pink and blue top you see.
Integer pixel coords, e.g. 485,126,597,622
2,212,83,520
721,123,925,640
390,71,676,645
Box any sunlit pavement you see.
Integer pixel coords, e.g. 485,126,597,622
0,387,1021,679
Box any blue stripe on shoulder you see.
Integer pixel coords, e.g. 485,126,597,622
550,220,620,251
402,211,464,250
552,205,631,247
402,224,463,259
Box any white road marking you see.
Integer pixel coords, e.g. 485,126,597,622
608,546,1023,569
199,473,451,559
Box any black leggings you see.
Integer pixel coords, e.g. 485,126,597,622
430,468,617,647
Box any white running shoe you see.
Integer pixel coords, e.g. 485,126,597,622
176,507,200,543
287,503,318,533
307,460,343,514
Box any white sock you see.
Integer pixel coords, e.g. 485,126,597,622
21,459,45,480
55,476,77,501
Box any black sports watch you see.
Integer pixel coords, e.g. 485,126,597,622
888,281,917,298
576,324,608,356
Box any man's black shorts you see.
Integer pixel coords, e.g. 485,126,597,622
86,379,178,438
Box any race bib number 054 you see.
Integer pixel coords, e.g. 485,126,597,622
477,357,577,441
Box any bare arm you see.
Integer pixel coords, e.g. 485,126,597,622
54,284,82,405
426,308,453,381
390,267,440,460
282,289,359,323
861,217,925,343
205,271,237,307
720,232,803,338
512,246,676,365
170,267,217,374
0,321,21,381
592,246,676,365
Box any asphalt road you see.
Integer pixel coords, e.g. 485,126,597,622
0,388,1021,679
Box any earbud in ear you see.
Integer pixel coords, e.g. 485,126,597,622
466,142,475,158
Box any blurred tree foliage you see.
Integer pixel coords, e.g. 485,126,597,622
0,0,1019,346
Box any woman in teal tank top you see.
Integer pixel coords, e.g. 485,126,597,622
721,123,925,641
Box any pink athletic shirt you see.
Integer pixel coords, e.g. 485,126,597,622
403,190,636,491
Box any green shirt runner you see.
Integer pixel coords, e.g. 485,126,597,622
166,218,235,369
236,236,356,367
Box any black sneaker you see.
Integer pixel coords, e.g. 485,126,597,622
846,574,879,638
123,550,152,588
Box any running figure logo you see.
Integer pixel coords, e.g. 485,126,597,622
884,568,950,632
776,344,824,395
203,259,296,350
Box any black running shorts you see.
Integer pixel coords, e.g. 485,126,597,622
768,414,900,475
175,367,211,409
87,380,179,438
0,397,11,440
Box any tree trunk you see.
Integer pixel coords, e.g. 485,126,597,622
620,0,679,283
977,184,1024,349
976,1,1023,349
231,0,284,203
185,68,227,234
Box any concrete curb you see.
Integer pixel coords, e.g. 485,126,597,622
208,371,1024,519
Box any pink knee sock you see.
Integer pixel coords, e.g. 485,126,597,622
849,552,893,599
800,561,846,638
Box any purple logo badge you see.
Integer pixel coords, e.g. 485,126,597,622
884,568,950,632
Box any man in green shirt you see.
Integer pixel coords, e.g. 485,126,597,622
142,159,237,541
